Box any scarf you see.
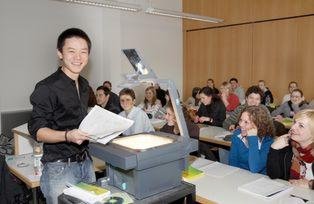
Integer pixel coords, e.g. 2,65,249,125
290,140,314,179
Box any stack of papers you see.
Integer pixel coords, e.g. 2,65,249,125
238,177,293,200
63,182,110,204
79,106,134,145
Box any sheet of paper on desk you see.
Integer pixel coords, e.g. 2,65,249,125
214,131,232,140
190,157,213,169
79,106,134,144
199,162,239,178
238,177,293,200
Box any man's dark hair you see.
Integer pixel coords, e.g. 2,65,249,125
57,28,91,53
245,85,264,98
103,81,112,88
229,78,238,83
119,88,136,100
96,86,110,96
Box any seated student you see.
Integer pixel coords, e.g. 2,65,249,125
184,87,201,109
119,88,154,135
160,101,217,160
267,109,314,190
160,102,199,139
103,80,121,108
154,83,167,107
138,86,162,119
194,87,226,127
272,89,310,120
229,106,274,174
282,81,298,104
207,78,219,95
229,77,245,105
96,86,122,114
258,80,274,106
220,81,240,114
223,85,270,131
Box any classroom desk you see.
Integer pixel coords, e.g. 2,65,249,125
188,158,314,204
6,153,40,204
198,124,231,147
12,123,106,172
58,181,196,204
150,118,166,131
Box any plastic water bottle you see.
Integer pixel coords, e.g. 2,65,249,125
33,143,43,176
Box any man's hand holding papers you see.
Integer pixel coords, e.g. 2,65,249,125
79,106,134,145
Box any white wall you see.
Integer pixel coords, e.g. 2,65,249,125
0,0,182,132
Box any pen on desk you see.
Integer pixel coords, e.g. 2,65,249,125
266,189,284,197
290,194,309,202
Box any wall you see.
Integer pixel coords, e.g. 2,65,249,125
0,0,183,132
182,0,314,103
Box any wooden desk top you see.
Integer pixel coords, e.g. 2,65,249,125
6,154,40,188
12,123,106,172
198,124,231,147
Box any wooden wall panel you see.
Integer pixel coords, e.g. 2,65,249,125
296,16,314,101
183,25,252,100
212,25,253,89
184,30,217,99
252,19,299,104
254,0,314,21
183,0,314,31
183,0,252,30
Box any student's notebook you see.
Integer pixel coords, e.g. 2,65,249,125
238,177,293,200
63,182,110,204
182,165,204,181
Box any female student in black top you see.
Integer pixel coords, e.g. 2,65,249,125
267,109,314,190
194,87,226,127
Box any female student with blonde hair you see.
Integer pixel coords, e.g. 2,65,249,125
267,109,314,190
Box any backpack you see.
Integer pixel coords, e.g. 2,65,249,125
0,155,31,204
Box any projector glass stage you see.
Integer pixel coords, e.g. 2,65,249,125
112,134,174,150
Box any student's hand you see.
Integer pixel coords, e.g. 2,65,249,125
228,125,236,131
199,116,210,123
271,134,290,150
273,115,283,122
173,123,180,135
289,179,310,189
194,116,199,123
66,129,89,145
247,128,258,136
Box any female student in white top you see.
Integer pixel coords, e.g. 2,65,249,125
119,88,154,135
138,86,162,119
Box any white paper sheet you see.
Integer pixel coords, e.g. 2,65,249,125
238,177,293,200
200,161,239,178
79,106,134,145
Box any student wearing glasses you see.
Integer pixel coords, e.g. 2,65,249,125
272,89,310,121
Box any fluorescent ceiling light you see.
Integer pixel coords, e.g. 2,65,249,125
146,7,224,23
53,0,141,12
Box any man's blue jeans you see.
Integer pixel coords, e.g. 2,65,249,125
40,157,96,204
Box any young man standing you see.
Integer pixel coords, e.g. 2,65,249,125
28,28,95,203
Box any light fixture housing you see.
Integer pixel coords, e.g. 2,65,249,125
53,0,142,12
146,7,224,23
